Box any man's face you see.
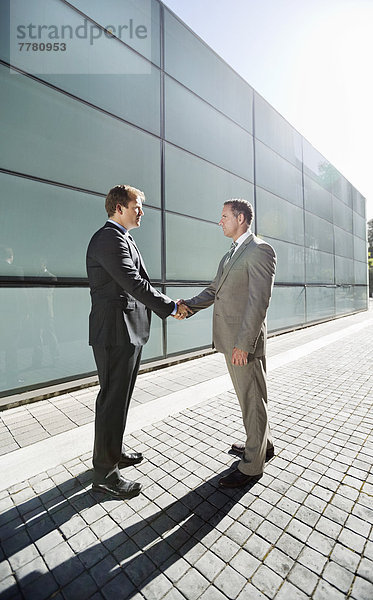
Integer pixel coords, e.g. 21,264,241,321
118,196,144,230
219,205,240,240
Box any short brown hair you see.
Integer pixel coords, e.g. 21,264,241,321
224,199,254,227
105,184,145,217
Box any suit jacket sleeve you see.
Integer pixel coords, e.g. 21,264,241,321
236,244,276,353
92,228,174,319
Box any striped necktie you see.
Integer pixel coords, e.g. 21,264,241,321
224,241,238,268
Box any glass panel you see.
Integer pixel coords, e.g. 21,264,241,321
354,237,367,264
0,286,95,395
267,286,305,332
304,175,333,222
0,65,161,205
305,213,334,253
263,237,304,284
334,227,353,258
43,69,160,136
2,0,160,133
164,9,253,132
303,139,335,192
306,287,335,322
353,212,367,240
354,261,368,285
164,143,254,221
354,286,368,311
305,249,334,284
165,76,254,181
333,197,353,232
332,174,352,207
0,174,162,280
68,0,160,65
352,189,366,217
166,213,227,281
335,286,354,315
255,140,303,207
254,93,302,168
141,313,163,361
335,257,354,284
166,286,213,355
256,187,304,246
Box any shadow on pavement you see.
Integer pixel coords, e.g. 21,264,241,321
0,463,260,598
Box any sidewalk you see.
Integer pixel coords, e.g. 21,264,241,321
0,305,372,600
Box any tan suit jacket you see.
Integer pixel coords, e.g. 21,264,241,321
184,234,276,356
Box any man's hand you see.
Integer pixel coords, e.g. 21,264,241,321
231,347,248,366
172,301,193,320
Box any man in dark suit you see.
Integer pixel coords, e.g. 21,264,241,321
87,184,186,499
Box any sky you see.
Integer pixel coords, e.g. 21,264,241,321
163,0,373,221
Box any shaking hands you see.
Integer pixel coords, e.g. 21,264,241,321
172,299,193,320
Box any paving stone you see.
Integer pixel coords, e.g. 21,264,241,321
176,569,210,600
350,575,373,600
264,548,294,578
251,564,283,597
214,565,246,597
194,551,224,581
357,557,373,583
338,527,366,553
313,579,348,600
297,546,327,575
274,581,309,600
322,560,355,594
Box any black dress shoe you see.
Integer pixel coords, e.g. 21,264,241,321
219,469,262,488
92,476,142,499
231,442,275,462
118,451,143,468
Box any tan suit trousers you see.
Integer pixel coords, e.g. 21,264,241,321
225,355,273,476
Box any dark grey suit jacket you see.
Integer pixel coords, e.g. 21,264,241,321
86,221,174,347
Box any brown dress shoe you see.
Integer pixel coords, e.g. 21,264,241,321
219,469,262,488
231,443,275,462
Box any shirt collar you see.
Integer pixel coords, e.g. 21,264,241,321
107,219,127,235
235,229,252,249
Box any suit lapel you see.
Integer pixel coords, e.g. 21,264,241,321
127,234,149,279
216,234,254,292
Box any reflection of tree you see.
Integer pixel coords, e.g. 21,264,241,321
317,161,338,192
368,218,373,297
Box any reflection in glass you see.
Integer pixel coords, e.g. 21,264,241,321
306,287,335,322
166,213,228,281
0,287,95,395
305,213,334,253
164,9,253,132
166,286,213,354
254,93,302,168
304,175,333,222
263,237,304,284
256,187,304,246
305,249,334,284
255,140,303,207
0,65,161,202
165,76,254,181
165,144,254,221
267,287,305,331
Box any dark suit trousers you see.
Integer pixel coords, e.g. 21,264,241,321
92,343,142,484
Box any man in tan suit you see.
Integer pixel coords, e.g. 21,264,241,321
180,199,276,488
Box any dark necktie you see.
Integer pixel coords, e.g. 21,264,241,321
223,241,238,268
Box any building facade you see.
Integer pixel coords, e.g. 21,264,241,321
0,0,368,398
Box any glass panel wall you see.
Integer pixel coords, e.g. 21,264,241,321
164,9,253,132
0,0,367,396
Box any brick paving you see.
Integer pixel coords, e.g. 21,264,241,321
0,304,372,599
